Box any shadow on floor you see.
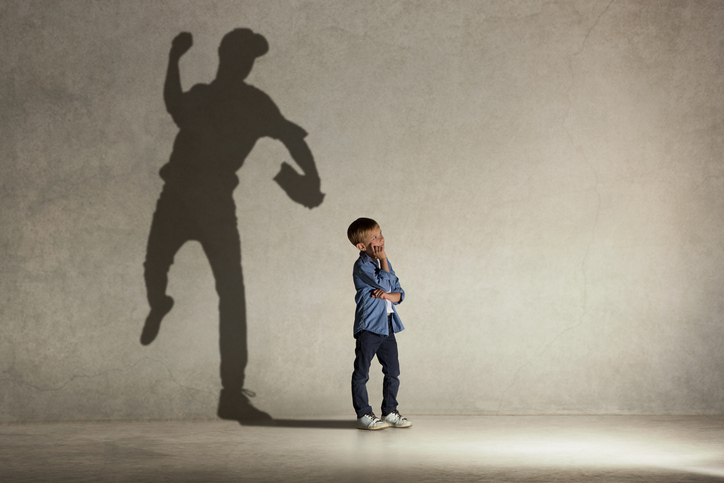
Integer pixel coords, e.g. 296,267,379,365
243,419,355,429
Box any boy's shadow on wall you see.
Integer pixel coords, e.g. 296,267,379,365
140,29,324,426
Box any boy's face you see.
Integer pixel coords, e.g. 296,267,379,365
356,226,384,258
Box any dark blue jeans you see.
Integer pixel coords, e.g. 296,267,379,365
351,317,400,418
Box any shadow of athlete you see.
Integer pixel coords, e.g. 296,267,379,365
141,29,323,424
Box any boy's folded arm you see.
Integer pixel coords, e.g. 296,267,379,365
386,264,404,304
355,263,395,292
353,271,384,292
355,276,404,307
393,287,405,304
373,265,402,291
386,292,402,303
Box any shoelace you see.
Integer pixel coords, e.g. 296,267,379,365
367,413,382,423
387,411,405,423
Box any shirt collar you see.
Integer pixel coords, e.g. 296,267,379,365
359,251,376,264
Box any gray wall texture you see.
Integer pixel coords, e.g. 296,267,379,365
2,0,724,421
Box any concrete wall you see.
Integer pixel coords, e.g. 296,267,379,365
2,0,724,421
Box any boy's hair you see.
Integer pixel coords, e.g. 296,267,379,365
347,217,379,246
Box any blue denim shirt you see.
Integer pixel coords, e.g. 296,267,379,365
353,251,405,336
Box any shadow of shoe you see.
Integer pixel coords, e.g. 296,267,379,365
140,296,174,345
218,390,274,425
266,419,355,429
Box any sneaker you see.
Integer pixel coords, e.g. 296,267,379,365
382,410,412,428
140,295,174,346
356,413,389,430
218,389,274,425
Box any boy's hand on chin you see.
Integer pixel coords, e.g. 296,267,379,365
372,245,386,261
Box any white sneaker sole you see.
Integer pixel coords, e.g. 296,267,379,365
387,421,412,428
356,422,389,430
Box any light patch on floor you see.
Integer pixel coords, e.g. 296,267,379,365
2,416,724,482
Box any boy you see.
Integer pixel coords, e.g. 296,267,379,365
347,218,412,430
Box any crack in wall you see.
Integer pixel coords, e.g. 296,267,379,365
496,2,612,414
560,0,614,132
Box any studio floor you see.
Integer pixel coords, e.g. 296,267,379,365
3,415,724,482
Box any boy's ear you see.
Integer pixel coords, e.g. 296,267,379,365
355,242,366,251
